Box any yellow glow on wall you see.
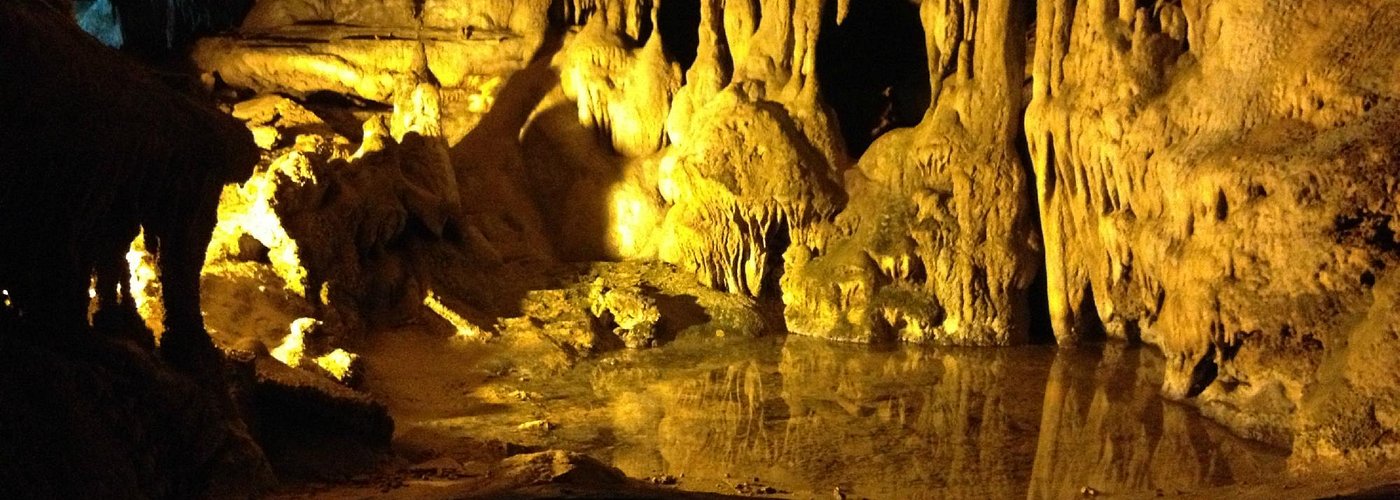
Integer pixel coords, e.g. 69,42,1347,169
607,181,661,259
211,161,310,297
424,289,487,339
465,75,502,113
126,228,165,337
657,155,680,201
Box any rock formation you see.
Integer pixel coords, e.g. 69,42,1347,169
0,1,273,495
656,0,848,298
9,0,1396,489
0,3,400,497
1025,0,1400,462
0,0,259,373
781,0,1040,345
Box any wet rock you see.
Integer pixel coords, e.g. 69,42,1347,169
781,0,1038,345
1025,0,1400,461
250,352,394,479
518,419,556,433
588,278,661,349
647,474,678,486
481,450,629,492
407,456,465,478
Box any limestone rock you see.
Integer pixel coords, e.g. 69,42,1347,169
477,450,628,493
0,0,259,376
782,0,1038,345
588,278,661,348
230,94,338,147
250,352,394,477
193,27,537,103
0,334,275,499
655,0,852,302
658,88,845,297
555,9,682,157
1025,0,1400,461
210,115,460,334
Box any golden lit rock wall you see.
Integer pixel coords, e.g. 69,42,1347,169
1025,0,1400,461
780,0,1040,345
654,0,847,297
197,0,1400,463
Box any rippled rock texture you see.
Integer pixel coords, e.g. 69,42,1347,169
183,0,1400,468
781,0,1039,345
1025,0,1400,462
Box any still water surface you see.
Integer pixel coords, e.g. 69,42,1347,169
370,333,1287,499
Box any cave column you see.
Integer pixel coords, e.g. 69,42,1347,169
1026,0,1082,344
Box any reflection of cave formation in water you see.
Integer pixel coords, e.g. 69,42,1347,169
10,0,1400,495
1030,344,1289,498
577,337,1288,498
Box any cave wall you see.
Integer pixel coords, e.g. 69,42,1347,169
1025,0,1400,461
182,0,1400,466
0,0,275,496
782,0,1040,345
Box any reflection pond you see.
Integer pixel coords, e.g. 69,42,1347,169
371,333,1287,499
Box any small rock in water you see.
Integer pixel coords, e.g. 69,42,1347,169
517,419,555,432
406,456,461,474
647,474,678,485
507,389,542,401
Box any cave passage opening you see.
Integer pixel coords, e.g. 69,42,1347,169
656,0,700,71
816,0,930,156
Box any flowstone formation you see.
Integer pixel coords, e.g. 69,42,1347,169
528,0,849,297
781,0,1040,345
188,0,1400,474
1025,0,1400,462
656,0,847,298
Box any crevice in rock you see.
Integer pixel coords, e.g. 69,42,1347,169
656,0,700,70
814,0,928,155
1075,284,1108,343
1026,263,1056,345
1185,342,1218,399
759,217,791,300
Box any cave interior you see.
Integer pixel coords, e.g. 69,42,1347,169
4,0,1400,498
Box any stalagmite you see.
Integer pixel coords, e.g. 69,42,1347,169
1025,0,1400,462
14,0,1400,495
781,0,1038,345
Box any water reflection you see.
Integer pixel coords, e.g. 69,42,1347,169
1028,344,1286,499
472,336,1287,498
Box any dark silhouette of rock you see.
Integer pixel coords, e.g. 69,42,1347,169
0,0,258,377
0,2,275,497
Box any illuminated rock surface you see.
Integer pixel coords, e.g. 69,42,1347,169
1025,0,1400,462
6,0,1400,497
781,0,1039,345
192,0,1400,486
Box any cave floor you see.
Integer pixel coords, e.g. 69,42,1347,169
263,323,1377,499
